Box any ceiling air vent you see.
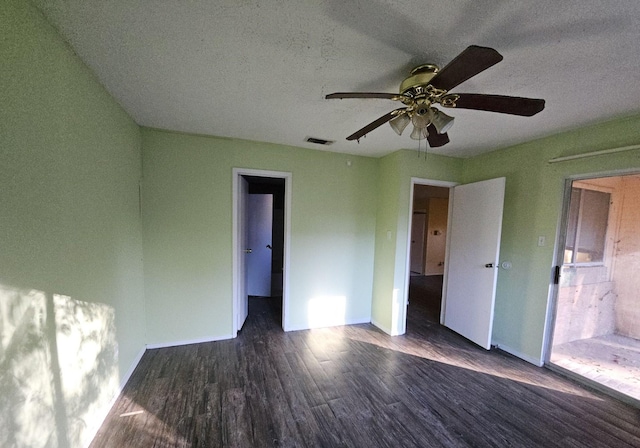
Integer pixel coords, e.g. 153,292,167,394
305,136,334,146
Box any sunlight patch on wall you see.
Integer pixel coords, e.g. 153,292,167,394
0,285,118,448
0,287,54,448
307,295,346,329
54,294,119,446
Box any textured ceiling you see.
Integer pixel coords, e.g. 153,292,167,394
33,0,640,158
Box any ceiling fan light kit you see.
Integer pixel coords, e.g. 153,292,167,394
410,121,428,140
326,45,545,148
429,108,455,134
389,113,410,135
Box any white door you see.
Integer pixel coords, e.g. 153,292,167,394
238,176,249,330
410,212,426,274
247,194,273,296
443,177,505,349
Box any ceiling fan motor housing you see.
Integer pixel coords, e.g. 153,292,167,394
399,64,440,94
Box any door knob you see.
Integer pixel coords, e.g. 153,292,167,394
244,248,252,254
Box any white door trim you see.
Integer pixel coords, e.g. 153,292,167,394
401,177,458,335
541,178,573,364
232,168,292,337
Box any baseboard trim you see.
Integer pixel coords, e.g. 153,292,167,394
493,342,543,367
120,346,147,389
286,317,371,332
370,318,393,336
84,345,146,448
146,333,234,350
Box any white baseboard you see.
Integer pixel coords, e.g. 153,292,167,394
119,346,147,389
84,345,146,448
493,342,543,367
286,317,371,332
348,317,371,326
146,333,234,350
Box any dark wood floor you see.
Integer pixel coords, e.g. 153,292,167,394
408,274,443,323
91,289,640,447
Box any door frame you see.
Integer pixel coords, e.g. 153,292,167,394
232,168,292,337
541,177,573,365
401,177,458,335
542,168,640,364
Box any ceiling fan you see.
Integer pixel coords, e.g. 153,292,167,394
326,45,545,147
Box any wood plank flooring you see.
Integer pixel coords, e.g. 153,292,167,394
90,293,640,447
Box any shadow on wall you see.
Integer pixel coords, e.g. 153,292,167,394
0,285,118,448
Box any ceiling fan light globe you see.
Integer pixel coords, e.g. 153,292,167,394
430,108,455,134
410,124,428,140
389,113,410,135
411,113,430,129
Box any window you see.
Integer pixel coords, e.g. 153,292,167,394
564,187,611,265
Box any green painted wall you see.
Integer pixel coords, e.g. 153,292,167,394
5,0,640,443
0,1,145,447
141,129,379,344
463,114,640,363
371,150,463,334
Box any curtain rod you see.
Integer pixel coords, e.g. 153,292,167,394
548,144,640,164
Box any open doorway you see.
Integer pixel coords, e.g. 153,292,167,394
233,169,291,337
407,183,450,329
548,173,640,404
244,176,285,327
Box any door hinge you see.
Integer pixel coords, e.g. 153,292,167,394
553,266,561,284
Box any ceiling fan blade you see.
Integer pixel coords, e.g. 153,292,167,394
430,45,503,91
451,93,545,116
346,108,407,141
426,124,450,147
326,92,400,100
